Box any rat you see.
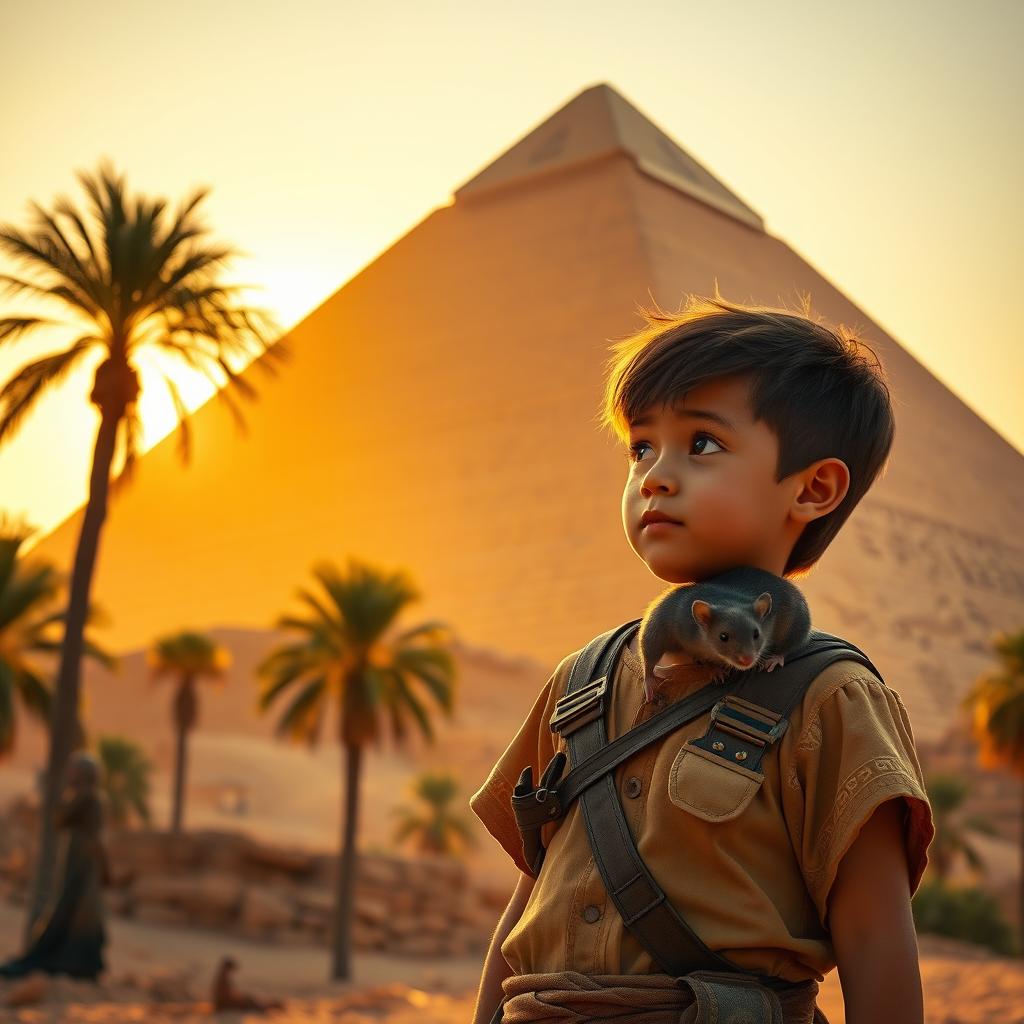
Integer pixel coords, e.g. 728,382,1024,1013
637,565,812,703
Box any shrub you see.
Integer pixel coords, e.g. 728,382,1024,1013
912,879,1019,956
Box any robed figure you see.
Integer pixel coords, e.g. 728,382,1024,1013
0,752,109,980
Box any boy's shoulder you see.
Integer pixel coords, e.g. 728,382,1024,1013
781,653,924,799
794,653,901,729
550,623,904,739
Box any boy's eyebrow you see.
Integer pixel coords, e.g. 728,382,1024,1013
629,408,737,432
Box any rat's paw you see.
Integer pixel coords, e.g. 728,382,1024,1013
761,654,785,672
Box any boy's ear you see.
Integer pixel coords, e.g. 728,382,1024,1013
691,599,713,629
790,457,850,523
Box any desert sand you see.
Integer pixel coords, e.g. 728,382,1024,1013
2,900,1022,1023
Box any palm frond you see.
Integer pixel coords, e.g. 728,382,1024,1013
159,330,251,435
391,816,425,843
0,224,102,320
443,816,477,845
391,620,453,646
960,843,986,873
109,402,145,497
274,675,327,744
0,337,98,444
0,535,21,595
392,672,435,744
294,586,341,631
0,317,65,346
25,198,105,314
79,635,120,673
160,372,192,464
52,196,103,274
0,559,62,631
13,667,52,722
386,696,409,746
256,653,322,711
394,647,456,715
257,639,325,675
140,246,236,317
271,615,324,637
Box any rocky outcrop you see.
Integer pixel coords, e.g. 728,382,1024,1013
0,796,509,957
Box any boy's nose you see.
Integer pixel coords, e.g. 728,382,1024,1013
640,468,680,495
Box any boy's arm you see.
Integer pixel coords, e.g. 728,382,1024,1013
471,870,535,1024
828,797,924,1024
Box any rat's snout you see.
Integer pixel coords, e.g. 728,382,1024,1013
735,654,754,668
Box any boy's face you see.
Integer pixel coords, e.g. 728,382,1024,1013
621,373,829,584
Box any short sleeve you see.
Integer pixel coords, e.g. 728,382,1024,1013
468,650,577,875
782,665,935,931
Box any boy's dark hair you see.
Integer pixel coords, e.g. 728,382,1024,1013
597,287,895,579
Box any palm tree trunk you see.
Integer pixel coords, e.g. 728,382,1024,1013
23,407,119,946
171,720,188,834
330,741,362,980
171,677,195,835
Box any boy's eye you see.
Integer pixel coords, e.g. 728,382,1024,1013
624,432,724,464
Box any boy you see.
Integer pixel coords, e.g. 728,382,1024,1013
469,292,935,1024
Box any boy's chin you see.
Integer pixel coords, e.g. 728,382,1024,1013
642,557,701,585
630,532,726,583
639,549,731,585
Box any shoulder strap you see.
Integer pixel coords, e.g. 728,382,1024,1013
540,625,882,819
536,618,883,984
511,620,640,875
567,621,747,977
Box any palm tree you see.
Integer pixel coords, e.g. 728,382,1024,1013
0,159,290,936
147,630,230,834
0,514,117,760
922,772,999,883
960,627,1024,948
96,734,153,828
391,769,478,857
257,558,457,981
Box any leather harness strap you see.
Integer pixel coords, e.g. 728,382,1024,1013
512,617,883,988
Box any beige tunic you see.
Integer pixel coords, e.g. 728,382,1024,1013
469,636,934,983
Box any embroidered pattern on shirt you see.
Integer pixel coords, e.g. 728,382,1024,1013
804,755,918,892
786,715,822,793
785,670,884,793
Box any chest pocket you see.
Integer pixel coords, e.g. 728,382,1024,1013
668,739,765,822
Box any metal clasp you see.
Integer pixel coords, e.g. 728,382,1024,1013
709,694,788,748
549,676,608,738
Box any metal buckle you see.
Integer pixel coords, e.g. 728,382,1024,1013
549,675,608,737
709,694,788,748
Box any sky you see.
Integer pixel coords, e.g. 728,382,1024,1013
1,0,1021,549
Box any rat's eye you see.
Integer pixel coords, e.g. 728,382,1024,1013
719,632,729,643
753,629,759,639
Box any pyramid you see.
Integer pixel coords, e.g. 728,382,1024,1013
27,82,1024,747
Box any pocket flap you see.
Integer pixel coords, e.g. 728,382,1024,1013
668,739,764,822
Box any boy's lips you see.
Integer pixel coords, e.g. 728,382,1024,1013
641,520,683,534
640,508,684,528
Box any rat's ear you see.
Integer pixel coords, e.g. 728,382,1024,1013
753,592,772,619
691,599,713,629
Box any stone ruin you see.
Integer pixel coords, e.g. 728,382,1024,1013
0,796,510,958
